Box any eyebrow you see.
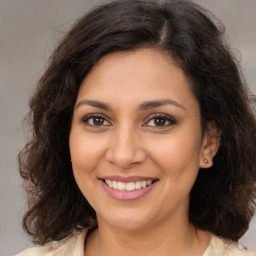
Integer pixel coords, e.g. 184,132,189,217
75,100,113,111
75,99,186,111
138,99,186,112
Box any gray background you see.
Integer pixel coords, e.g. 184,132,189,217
0,0,255,255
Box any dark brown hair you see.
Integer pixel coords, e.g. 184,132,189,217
19,0,256,244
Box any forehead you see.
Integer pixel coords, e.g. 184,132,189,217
86,48,180,85
76,48,198,111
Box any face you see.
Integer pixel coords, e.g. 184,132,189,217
69,48,216,231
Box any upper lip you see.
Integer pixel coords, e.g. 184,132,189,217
100,175,158,183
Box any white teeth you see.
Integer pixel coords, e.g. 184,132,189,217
135,181,142,189
146,180,151,185
104,179,153,191
126,182,135,191
105,180,113,187
113,181,118,189
117,181,126,191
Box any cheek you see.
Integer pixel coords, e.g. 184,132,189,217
69,131,103,197
147,131,201,179
70,131,106,171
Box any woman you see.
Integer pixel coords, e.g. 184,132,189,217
17,0,256,255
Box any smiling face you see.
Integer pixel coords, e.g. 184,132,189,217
69,48,217,231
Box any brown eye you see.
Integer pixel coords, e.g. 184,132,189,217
144,114,176,128
154,117,166,126
82,114,111,127
92,117,104,125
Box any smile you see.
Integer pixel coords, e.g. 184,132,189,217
104,179,153,191
100,176,158,200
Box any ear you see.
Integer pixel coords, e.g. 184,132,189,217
199,120,221,168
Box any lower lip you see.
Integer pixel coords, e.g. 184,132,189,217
101,180,156,201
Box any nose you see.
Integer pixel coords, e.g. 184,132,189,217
105,125,147,169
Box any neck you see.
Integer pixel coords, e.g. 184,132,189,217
85,214,211,256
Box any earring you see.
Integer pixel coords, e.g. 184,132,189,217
204,159,210,164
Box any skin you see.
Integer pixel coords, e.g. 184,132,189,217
69,48,220,256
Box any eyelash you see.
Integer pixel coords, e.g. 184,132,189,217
143,114,176,128
81,113,176,129
81,114,111,127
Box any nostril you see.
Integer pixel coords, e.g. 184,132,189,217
105,146,147,169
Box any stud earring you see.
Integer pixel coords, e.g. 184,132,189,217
204,159,210,164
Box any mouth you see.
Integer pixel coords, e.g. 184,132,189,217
102,179,157,192
99,176,159,200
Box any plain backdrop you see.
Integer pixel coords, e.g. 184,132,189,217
0,0,255,255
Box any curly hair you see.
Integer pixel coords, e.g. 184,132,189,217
19,0,256,245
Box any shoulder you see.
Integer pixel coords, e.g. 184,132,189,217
204,235,256,256
16,229,87,256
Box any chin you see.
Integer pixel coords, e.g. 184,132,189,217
97,209,156,231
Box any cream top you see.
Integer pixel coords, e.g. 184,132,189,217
16,229,256,256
